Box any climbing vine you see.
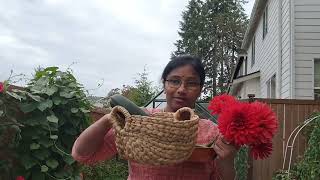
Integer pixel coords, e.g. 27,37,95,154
273,112,320,180
0,67,91,180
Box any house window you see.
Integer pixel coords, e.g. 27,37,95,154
315,59,320,100
251,36,255,67
263,5,268,39
244,56,248,75
267,74,276,98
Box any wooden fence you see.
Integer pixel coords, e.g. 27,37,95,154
243,98,320,180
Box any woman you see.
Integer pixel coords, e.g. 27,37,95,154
72,55,237,180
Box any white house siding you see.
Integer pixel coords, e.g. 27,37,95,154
280,0,292,98
247,0,279,98
294,0,320,99
241,78,261,99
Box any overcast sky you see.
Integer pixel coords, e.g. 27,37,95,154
0,0,254,97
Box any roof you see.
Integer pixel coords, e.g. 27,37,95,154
241,0,268,50
232,71,261,85
227,54,246,92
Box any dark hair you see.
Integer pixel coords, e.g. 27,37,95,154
161,55,205,87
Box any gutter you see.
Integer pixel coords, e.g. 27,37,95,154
277,0,282,98
290,0,296,98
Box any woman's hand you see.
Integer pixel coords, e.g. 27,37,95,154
72,113,113,157
213,135,237,180
213,135,237,160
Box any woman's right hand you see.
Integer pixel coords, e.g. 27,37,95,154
72,113,113,157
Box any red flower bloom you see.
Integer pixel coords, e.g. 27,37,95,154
217,101,278,147
250,142,273,160
246,102,278,144
209,94,278,160
16,176,25,180
0,82,4,93
208,94,238,115
218,102,258,146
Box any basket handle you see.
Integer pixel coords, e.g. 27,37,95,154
174,107,195,121
110,106,131,129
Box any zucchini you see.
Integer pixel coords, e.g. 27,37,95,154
110,94,148,116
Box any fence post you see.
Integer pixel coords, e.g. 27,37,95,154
246,94,255,180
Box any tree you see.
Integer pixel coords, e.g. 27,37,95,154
106,67,158,107
173,0,248,99
127,67,157,106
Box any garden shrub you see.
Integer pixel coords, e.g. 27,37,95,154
80,157,128,180
273,112,320,180
0,67,91,180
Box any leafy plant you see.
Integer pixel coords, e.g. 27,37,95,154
1,67,91,180
272,170,296,180
293,113,320,180
235,146,249,180
273,113,320,180
0,81,24,179
80,157,128,180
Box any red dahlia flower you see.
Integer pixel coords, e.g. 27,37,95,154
16,176,25,180
250,142,273,160
208,93,238,115
208,94,279,160
246,102,278,144
218,102,258,146
0,82,4,93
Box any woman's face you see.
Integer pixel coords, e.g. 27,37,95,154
164,64,202,112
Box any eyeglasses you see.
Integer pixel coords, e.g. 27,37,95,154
165,79,201,90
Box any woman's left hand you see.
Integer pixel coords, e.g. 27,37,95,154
213,135,237,161
213,135,237,180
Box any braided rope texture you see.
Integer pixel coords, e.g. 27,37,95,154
110,106,199,166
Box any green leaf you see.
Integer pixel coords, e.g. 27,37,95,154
60,91,74,98
41,165,49,172
26,92,41,102
24,116,47,126
47,114,59,123
30,143,40,150
69,82,78,88
0,110,3,116
71,108,78,113
61,99,68,105
38,99,53,111
33,149,51,160
21,155,37,169
52,96,62,105
65,127,78,135
63,155,75,165
80,108,90,113
35,77,49,87
30,85,43,94
50,135,58,140
19,102,38,113
32,170,45,180
38,137,53,148
46,159,59,169
44,66,59,72
45,86,58,96
6,91,24,101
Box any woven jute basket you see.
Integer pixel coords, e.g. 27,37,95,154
110,106,199,166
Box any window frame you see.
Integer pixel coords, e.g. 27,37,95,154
267,74,276,98
251,36,256,67
263,5,268,39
